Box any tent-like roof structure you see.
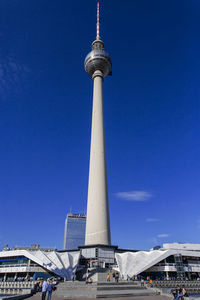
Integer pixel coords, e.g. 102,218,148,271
115,247,200,279
0,249,80,280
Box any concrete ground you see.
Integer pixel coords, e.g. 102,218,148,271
29,295,171,300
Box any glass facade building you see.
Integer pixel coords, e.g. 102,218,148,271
63,214,86,250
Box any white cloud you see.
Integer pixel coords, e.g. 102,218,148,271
157,234,170,238
116,190,152,202
146,218,160,222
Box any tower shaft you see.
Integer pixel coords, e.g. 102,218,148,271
85,70,111,245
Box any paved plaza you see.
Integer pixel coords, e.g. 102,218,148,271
30,294,170,300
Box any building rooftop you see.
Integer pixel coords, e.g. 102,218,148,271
1,244,57,252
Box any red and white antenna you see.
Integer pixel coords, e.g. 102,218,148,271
96,1,100,40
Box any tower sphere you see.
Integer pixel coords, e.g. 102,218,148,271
84,40,112,78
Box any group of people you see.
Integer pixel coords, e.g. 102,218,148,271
113,272,119,282
106,272,119,282
171,285,189,300
39,279,56,300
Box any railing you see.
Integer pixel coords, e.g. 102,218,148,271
157,263,175,267
0,265,43,274
0,281,36,288
152,263,200,271
0,264,27,268
186,261,200,265
153,280,200,288
157,262,200,267
0,263,38,268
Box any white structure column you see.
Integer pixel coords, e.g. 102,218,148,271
85,70,111,245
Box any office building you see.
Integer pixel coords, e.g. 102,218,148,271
63,213,86,250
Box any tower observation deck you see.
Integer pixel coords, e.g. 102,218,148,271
84,1,112,245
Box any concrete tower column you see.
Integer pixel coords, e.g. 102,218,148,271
84,2,112,246
85,70,111,245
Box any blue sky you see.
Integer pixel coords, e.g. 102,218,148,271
0,0,199,250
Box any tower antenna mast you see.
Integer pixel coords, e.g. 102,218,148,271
96,1,100,40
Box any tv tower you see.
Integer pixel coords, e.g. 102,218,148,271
84,1,112,245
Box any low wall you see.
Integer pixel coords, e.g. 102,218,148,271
0,281,36,295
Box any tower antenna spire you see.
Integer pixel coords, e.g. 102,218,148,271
96,1,100,40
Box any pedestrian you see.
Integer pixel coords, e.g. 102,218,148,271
112,273,115,281
171,289,177,299
141,278,144,287
85,270,89,284
174,285,183,300
47,280,54,300
72,274,76,281
182,285,189,297
115,272,119,283
149,279,153,287
41,279,48,300
39,281,43,292
106,273,110,282
88,278,93,284
35,281,40,292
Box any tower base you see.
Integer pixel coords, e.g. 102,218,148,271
76,244,118,282
79,244,118,268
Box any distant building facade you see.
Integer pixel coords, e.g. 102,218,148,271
1,243,200,281
63,213,86,250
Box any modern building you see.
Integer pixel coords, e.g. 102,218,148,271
1,243,200,281
0,245,79,281
63,214,86,250
115,243,200,280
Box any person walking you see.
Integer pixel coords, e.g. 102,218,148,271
115,272,119,283
171,288,177,299
106,273,110,282
174,285,184,300
141,278,144,287
47,280,54,300
182,285,189,297
85,270,89,284
41,279,48,300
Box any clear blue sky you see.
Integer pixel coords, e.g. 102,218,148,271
0,0,199,250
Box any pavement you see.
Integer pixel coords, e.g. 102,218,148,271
29,295,171,300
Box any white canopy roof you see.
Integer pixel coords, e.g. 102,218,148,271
0,249,80,280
